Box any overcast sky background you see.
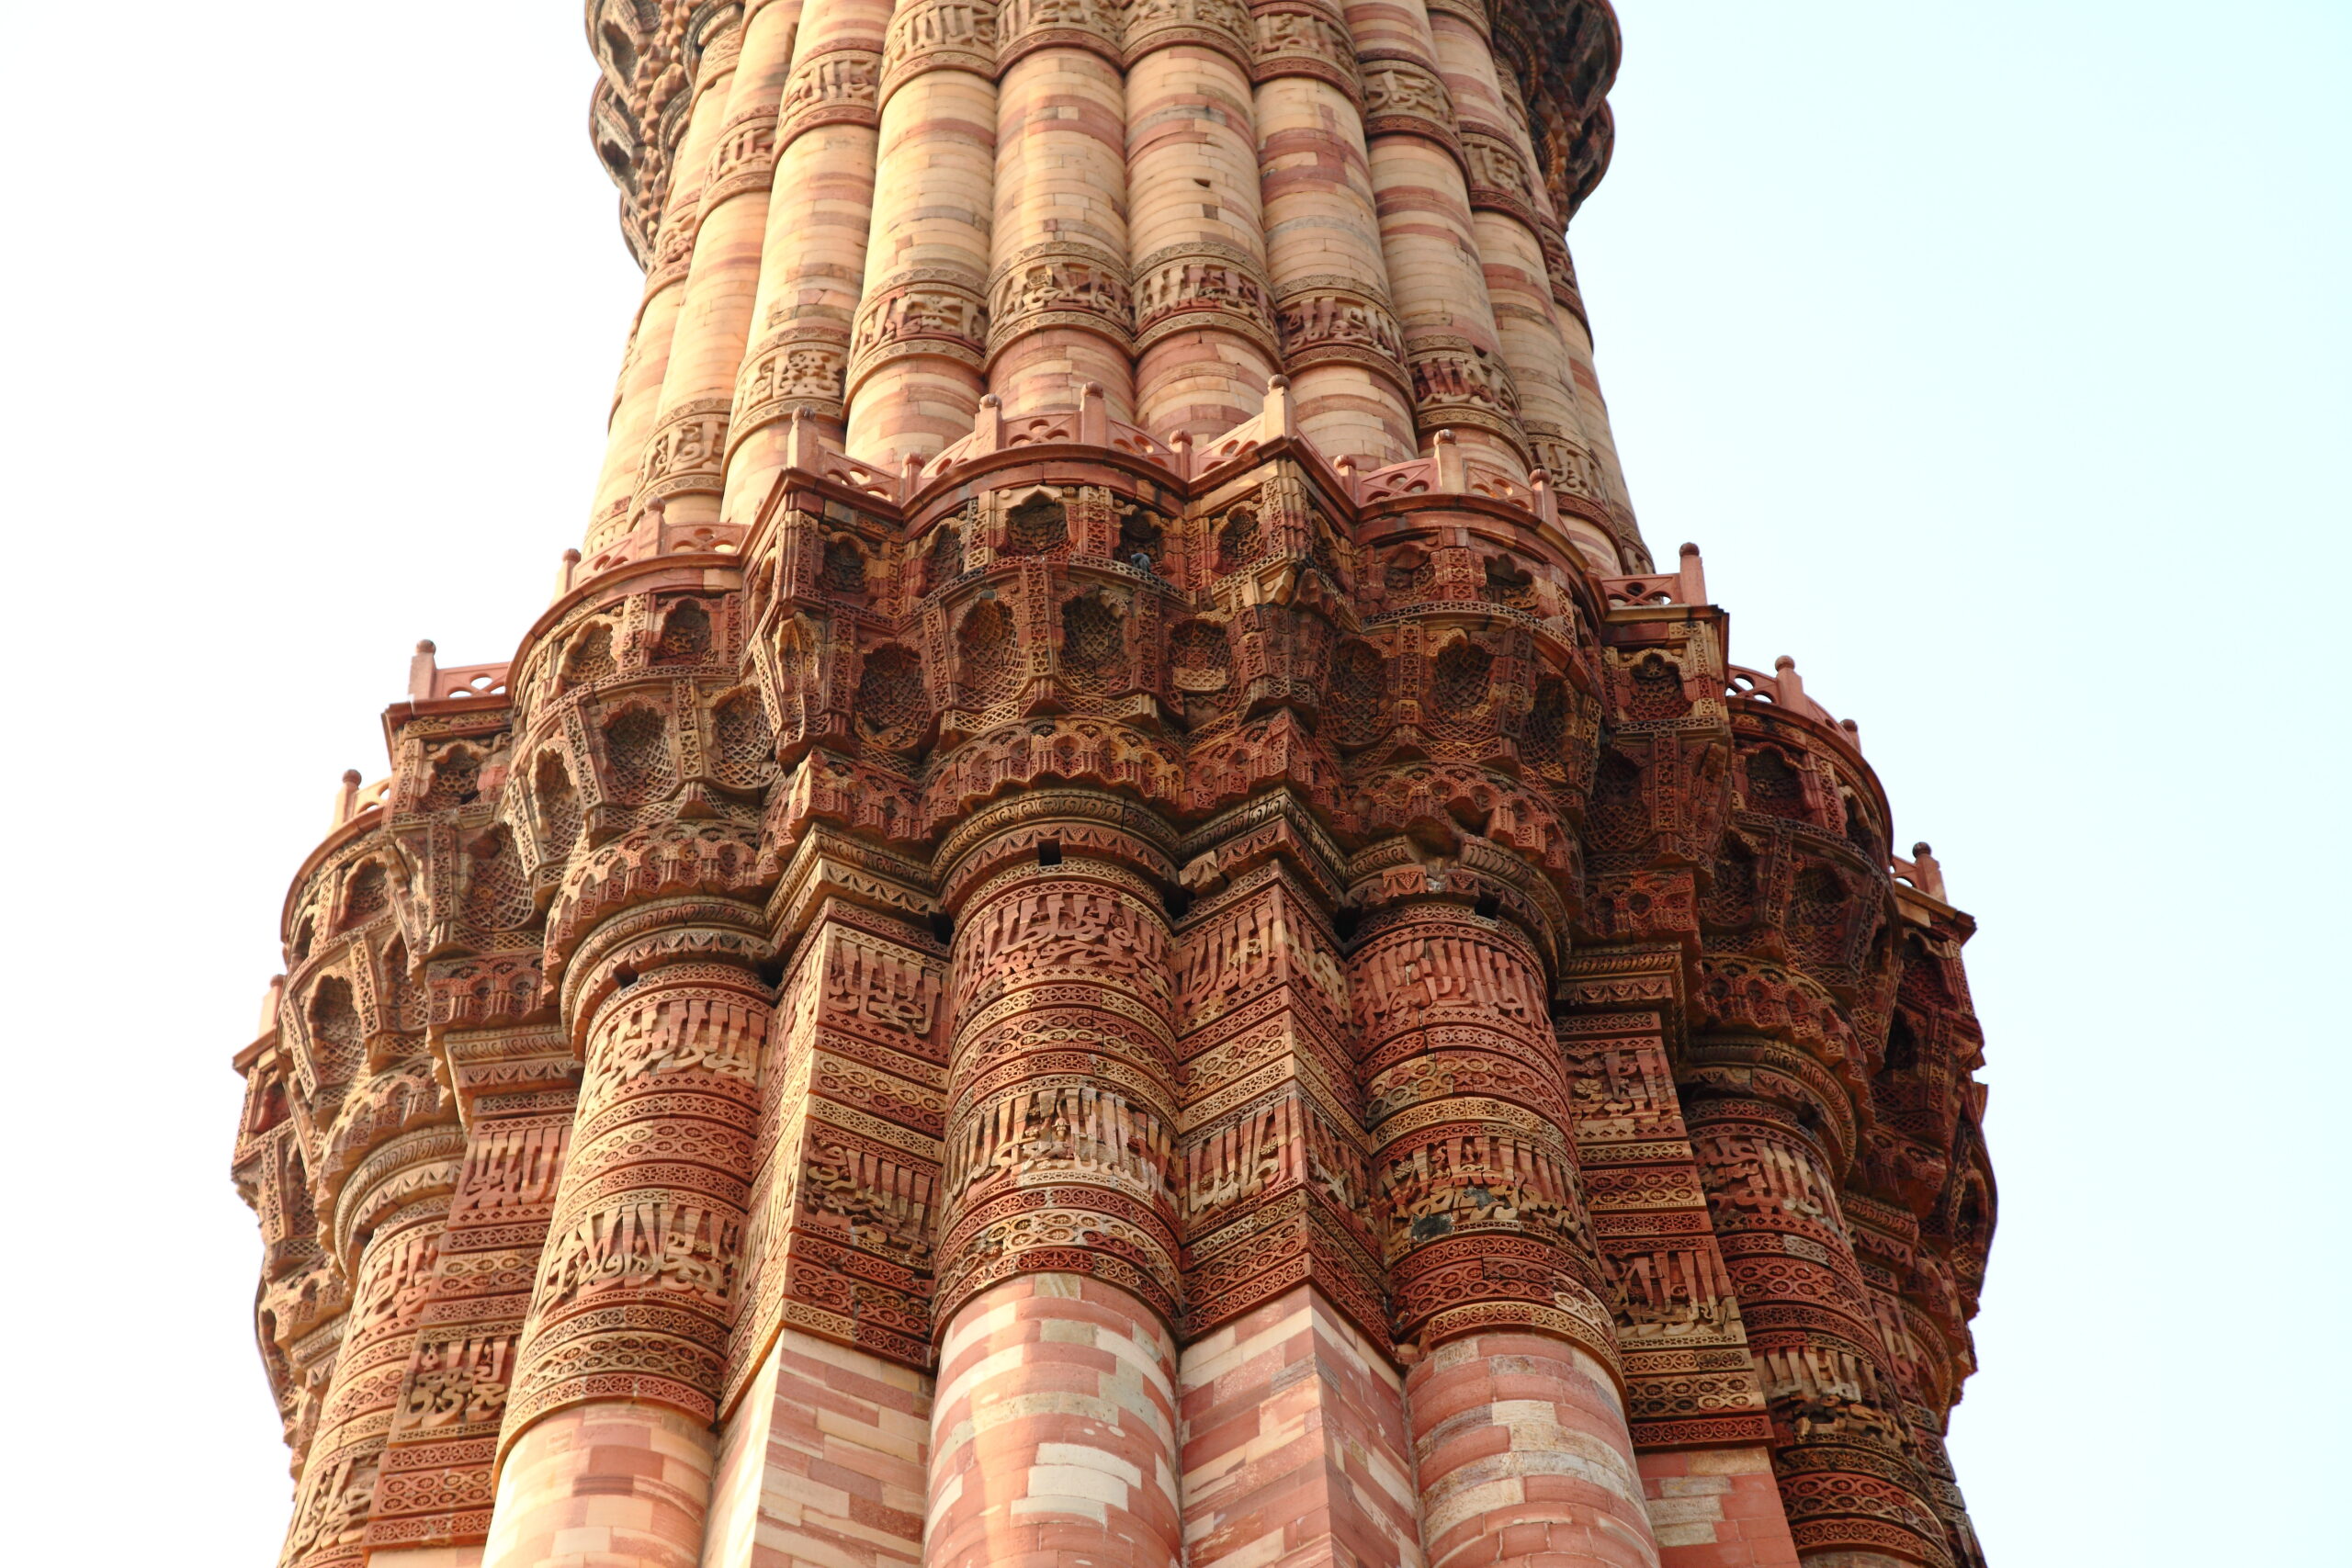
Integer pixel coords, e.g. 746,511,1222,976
4,4,2346,1563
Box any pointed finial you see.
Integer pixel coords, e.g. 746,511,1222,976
1675,542,1706,604
1431,429,1466,492
407,641,440,704
1771,655,1806,712
332,770,364,829
783,408,819,471
1909,841,1947,900
1528,466,1559,525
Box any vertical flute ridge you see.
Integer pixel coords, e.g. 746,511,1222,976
985,2,1137,420
844,0,1001,465
721,0,891,525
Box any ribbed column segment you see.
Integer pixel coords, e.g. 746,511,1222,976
1348,901,1658,1568
1480,54,1645,568
1171,826,1384,1348
1343,0,1526,476
368,1033,576,1557
1425,4,1613,568
1124,0,1279,442
1681,1072,1955,1568
934,828,1181,1325
1551,253,1644,566
588,44,746,549
1408,1333,1661,1568
1250,1,1416,463
280,1205,454,1568
485,931,774,1568
631,2,803,533
1554,949,1797,1564
721,0,892,525
927,805,1184,1568
927,1274,1182,1568
278,1111,464,1568
1178,1285,1424,1568
985,0,1136,418
842,0,1000,465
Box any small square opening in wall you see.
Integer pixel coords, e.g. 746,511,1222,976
1037,840,1063,867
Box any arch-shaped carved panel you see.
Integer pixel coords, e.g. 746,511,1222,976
856,646,930,752
956,601,1021,705
1059,592,1125,694
600,705,674,805
654,598,714,663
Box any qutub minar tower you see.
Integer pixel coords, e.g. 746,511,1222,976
230,3,1998,1566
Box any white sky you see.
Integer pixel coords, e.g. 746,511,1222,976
4,4,2344,1563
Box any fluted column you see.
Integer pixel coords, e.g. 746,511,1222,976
589,38,748,549
1124,0,1279,441
277,1099,465,1568
1169,805,1421,1568
985,0,1136,419
1554,947,1802,1567
926,802,1183,1568
1845,1195,1984,1568
1484,57,1645,567
1548,241,1645,565
1344,0,1526,477
1681,1052,1952,1568
1251,2,1417,463
485,917,775,1568
720,0,891,525
842,0,1000,465
368,1004,579,1558
1349,901,1659,1568
697,865,947,1568
1426,5,1614,568
633,1,805,534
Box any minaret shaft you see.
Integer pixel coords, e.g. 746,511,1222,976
233,11,2000,1568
